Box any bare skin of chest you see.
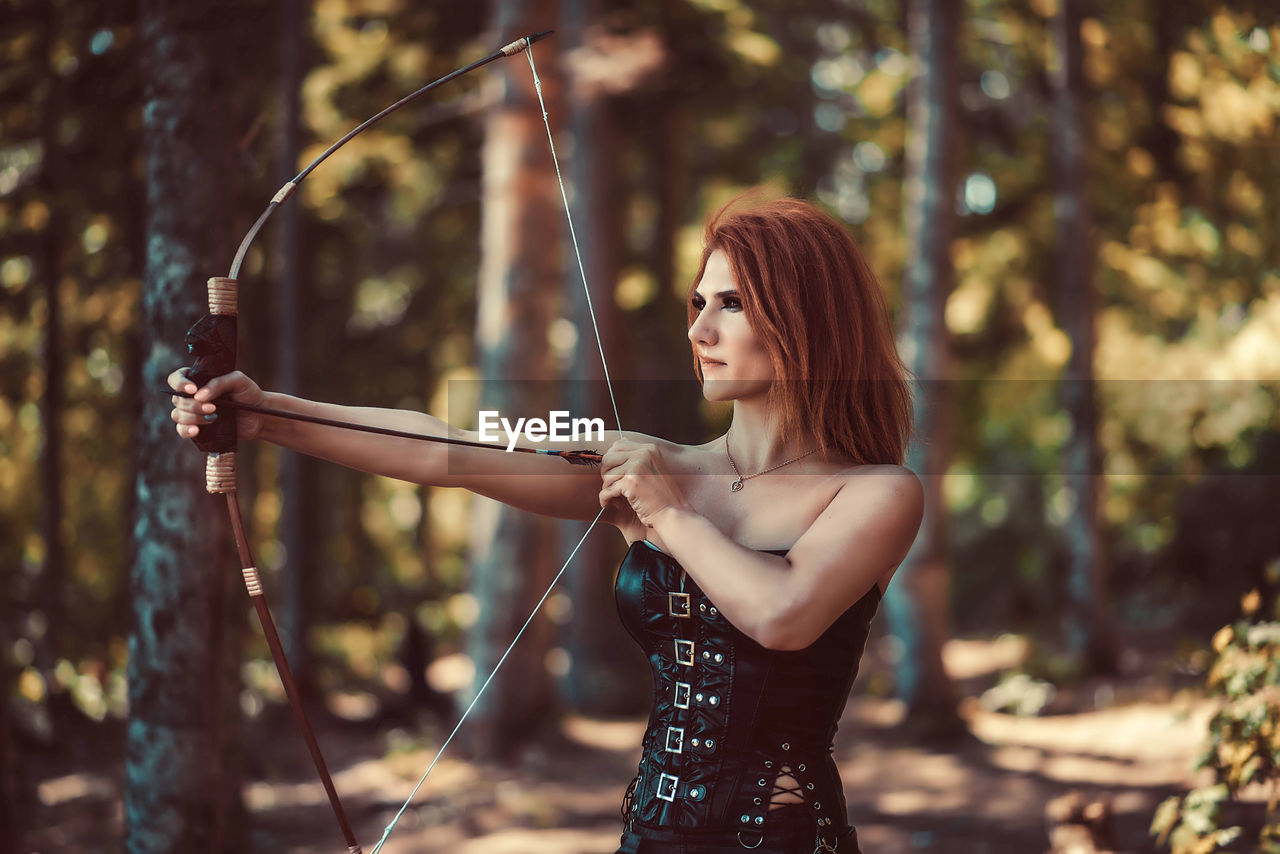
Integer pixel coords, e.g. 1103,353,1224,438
639,461,844,552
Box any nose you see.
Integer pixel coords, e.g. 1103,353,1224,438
688,305,716,346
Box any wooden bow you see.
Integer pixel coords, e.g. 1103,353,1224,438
184,32,563,853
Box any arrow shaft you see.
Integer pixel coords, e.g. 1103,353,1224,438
171,390,603,464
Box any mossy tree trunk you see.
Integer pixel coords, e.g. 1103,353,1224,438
127,1,251,849
1051,0,1118,676
886,0,964,741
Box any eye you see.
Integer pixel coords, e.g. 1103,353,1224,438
691,293,706,311
721,295,743,311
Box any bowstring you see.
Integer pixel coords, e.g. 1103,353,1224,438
369,509,606,853
526,47,623,433
370,42,621,852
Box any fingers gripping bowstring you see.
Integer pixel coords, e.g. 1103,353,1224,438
370,44,621,853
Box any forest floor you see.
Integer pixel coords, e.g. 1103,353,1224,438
21,627,1229,854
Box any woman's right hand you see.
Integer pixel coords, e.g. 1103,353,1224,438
168,368,268,442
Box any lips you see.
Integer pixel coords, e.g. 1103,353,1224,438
700,358,725,370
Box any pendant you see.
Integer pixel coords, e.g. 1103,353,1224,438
730,478,743,492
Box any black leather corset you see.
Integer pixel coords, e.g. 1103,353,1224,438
614,539,881,844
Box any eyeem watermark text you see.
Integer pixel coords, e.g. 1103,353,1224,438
478,410,606,452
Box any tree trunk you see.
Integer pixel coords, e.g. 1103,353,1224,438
630,0,702,444
274,0,321,697
464,0,562,759
37,0,67,721
1050,0,1118,675
0,621,18,850
557,0,648,716
885,0,964,741
128,2,245,849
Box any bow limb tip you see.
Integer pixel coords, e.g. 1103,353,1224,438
501,30,554,56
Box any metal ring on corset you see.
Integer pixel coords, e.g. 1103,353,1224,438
738,829,764,849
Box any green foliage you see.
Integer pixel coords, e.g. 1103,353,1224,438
1151,560,1280,853
979,670,1058,716
1,0,149,726
940,2,1280,633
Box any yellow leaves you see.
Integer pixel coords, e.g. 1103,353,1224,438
22,199,49,231
1225,172,1265,216
1170,51,1203,100
1023,301,1071,368
945,276,992,336
1147,184,1194,255
858,71,902,118
18,667,45,703
1100,242,1186,315
82,219,109,254
1220,737,1260,788
685,0,778,66
427,481,472,553
389,43,428,81
0,256,31,292
687,0,736,12
1167,10,1280,149
302,65,343,138
728,30,779,67
1160,589,1280,851
1081,18,1115,87
1027,0,1058,18
1096,115,1127,151
1080,18,1107,49
299,132,437,220
1201,74,1275,143
1163,104,1204,140
350,272,413,332
1217,290,1280,380
346,0,402,15
948,231,1021,337
615,267,657,311
1149,796,1179,845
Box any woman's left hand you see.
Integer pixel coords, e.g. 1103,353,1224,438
598,438,691,527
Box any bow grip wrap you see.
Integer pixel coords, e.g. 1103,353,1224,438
184,276,238,492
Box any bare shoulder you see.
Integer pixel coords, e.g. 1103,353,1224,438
820,464,922,592
829,463,924,527
841,463,922,493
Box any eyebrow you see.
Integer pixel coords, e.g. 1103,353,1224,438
694,288,741,300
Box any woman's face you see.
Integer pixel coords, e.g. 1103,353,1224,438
688,250,776,402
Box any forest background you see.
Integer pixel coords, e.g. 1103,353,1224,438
1,0,1278,851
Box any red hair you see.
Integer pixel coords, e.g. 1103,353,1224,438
689,197,914,466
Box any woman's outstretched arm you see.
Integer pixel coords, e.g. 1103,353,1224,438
169,368,612,522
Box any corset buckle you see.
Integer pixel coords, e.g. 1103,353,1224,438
674,638,695,666
656,772,679,802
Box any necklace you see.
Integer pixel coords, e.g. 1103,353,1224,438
725,439,818,492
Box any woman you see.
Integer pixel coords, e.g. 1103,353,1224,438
170,197,923,853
